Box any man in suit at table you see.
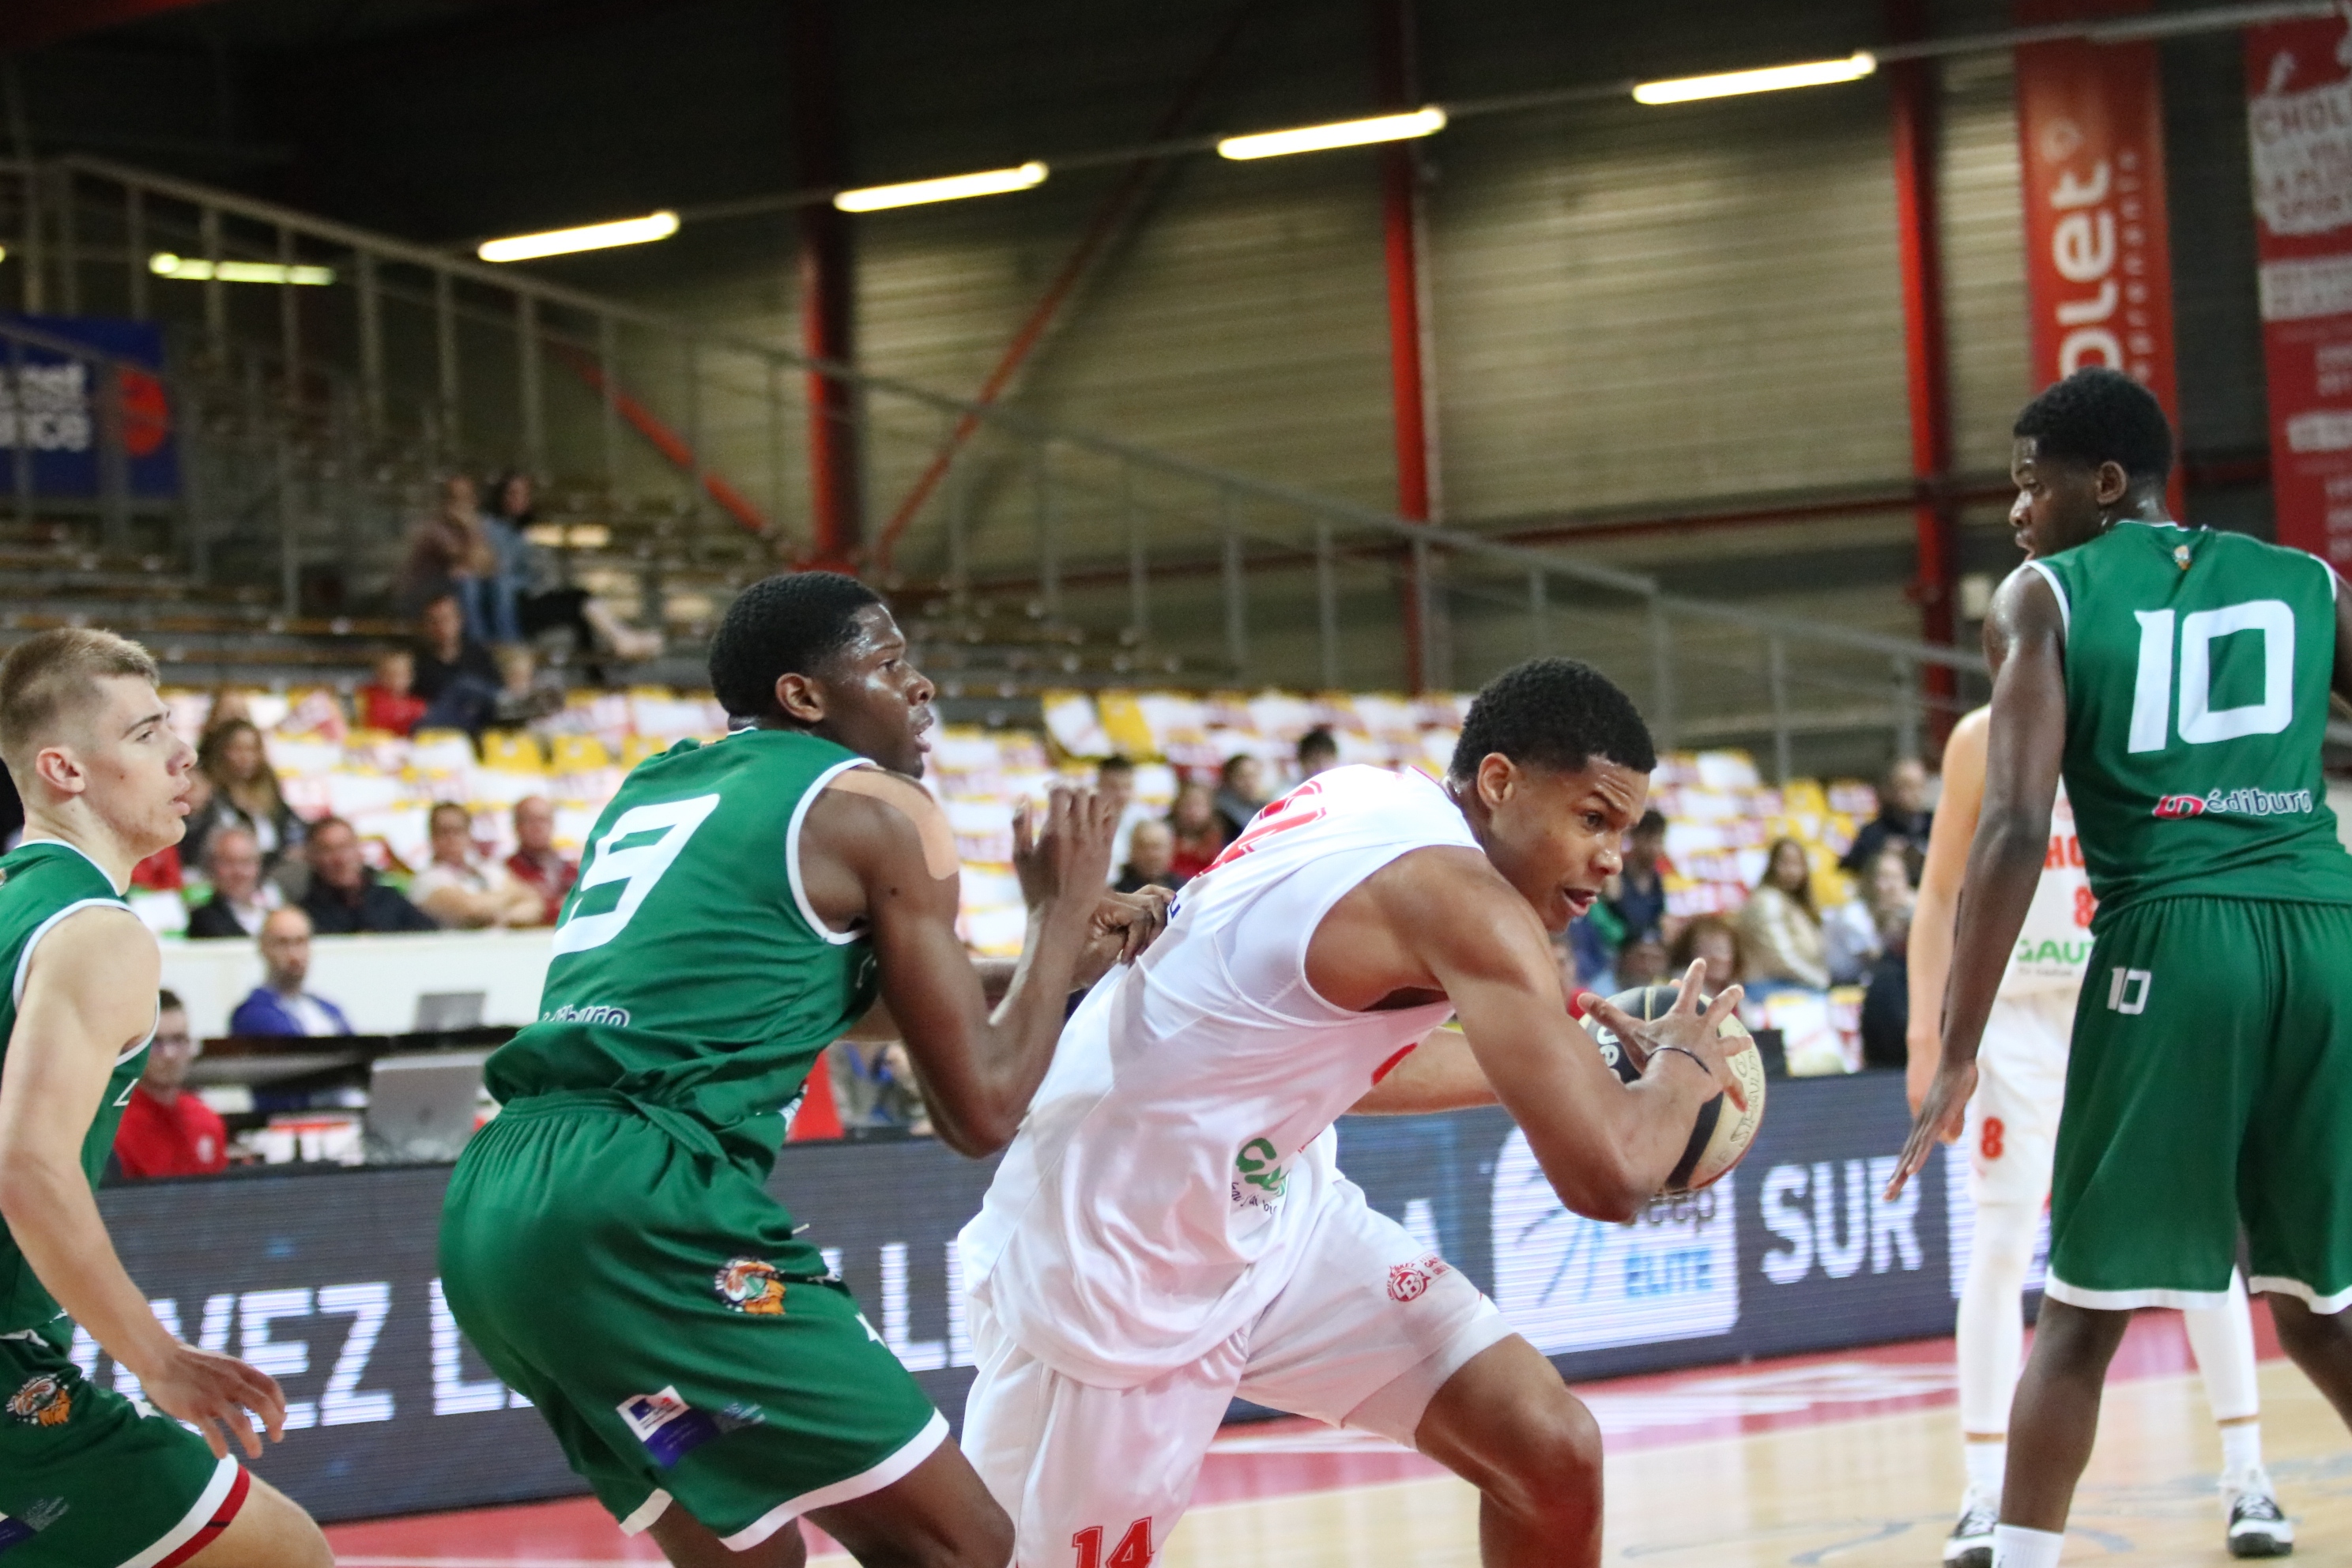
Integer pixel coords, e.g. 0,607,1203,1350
228,908,352,1038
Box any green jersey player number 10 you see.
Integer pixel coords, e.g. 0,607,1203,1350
2128,599,2292,753
550,793,723,956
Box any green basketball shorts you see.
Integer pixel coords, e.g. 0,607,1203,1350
2049,895,2352,1314
437,1095,945,1552
0,1329,247,1568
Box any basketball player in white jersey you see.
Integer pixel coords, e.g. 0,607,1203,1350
1909,706,2288,1563
958,659,1755,1568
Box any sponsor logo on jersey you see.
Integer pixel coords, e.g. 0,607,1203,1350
0,1498,66,1555
615,1386,722,1467
539,1003,631,1027
1386,1253,1451,1303
5,1374,70,1427
713,1257,787,1315
2153,787,2315,820
1231,1136,1288,1215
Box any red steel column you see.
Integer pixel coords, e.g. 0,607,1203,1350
1887,0,1958,744
791,0,861,571
1374,0,1434,692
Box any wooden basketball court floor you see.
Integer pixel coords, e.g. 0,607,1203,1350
326,1306,2352,1567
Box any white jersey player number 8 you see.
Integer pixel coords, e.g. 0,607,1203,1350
549,793,722,956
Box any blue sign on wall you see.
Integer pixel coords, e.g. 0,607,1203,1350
0,315,178,496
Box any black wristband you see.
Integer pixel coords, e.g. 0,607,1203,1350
1651,1043,1709,1076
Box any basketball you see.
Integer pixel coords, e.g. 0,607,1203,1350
1587,983,1767,1195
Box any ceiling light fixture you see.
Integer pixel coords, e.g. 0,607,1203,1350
477,211,679,263
834,162,1050,213
1633,51,1878,105
1216,106,1447,160
149,253,336,285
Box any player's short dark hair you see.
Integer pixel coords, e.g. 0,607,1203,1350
1449,658,1657,782
708,571,884,720
2013,367,2173,485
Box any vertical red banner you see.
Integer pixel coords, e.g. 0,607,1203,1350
2247,15,2352,564
2015,9,2180,508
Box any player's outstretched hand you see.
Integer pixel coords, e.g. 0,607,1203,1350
1885,1056,1975,1200
134,1342,287,1460
1076,886,1174,983
1012,784,1120,925
1581,961,1751,1112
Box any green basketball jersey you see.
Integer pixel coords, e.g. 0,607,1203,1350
2033,520,2352,918
484,728,882,1171
0,840,145,1344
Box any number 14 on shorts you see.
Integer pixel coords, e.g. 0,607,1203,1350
1073,1518,1153,1567
2106,967,2151,1016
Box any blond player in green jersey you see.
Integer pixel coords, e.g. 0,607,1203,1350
0,629,330,1568
1890,368,2352,1568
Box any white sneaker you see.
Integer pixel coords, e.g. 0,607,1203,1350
1943,1488,1997,1567
2226,1468,2294,1559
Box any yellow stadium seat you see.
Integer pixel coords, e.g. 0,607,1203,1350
479,731,545,772
550,734,615,773
621,733,668,768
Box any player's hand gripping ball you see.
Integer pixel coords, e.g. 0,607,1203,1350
1586,983,1766,1194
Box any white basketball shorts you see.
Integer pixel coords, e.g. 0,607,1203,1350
1963,987,2076,1208
960,1176,1512,1568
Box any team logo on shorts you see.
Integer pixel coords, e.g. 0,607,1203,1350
1386,1253,1451,1304
5,1374,70,1427
714,1257,787,1315
616,1387,722,1468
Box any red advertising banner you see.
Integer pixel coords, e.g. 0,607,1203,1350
2014,11,2180,488
2247,14,2352,564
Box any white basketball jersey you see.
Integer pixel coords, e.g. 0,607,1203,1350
959,765,1476,1387
1999,782,2093,1001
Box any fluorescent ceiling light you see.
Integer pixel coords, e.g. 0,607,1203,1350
834,162,1049,213
150,253,336,285
478,211,678,263
1217,106,1447,160
1634,52,1876,105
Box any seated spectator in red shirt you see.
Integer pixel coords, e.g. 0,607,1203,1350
504,795,577,925
359,649,428,737
113,991,229,1179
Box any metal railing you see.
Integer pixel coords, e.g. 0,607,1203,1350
0,156,1988,774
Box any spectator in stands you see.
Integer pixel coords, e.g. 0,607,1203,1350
1168,779,1226,884
402,473,505,638
492,644,564,728
413,591,502,737
182,716,304,875
185,825,281,939
1296,727,1339,779
359,649,428,737
1738,836,1831,991
487,472,665,667
1668,915,1744,997
827,1039,931,1134
112,992,229,1179
1840,756,1933,883
1116,820,1181,895
1095,755,1152,880
302,816,436,934
1212,753,1269,839
506,795,578,925
1855,846,1918,1059
1605,810,1670,941
231,909,355,1037
412,801,543,929
1615,932,1671,989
